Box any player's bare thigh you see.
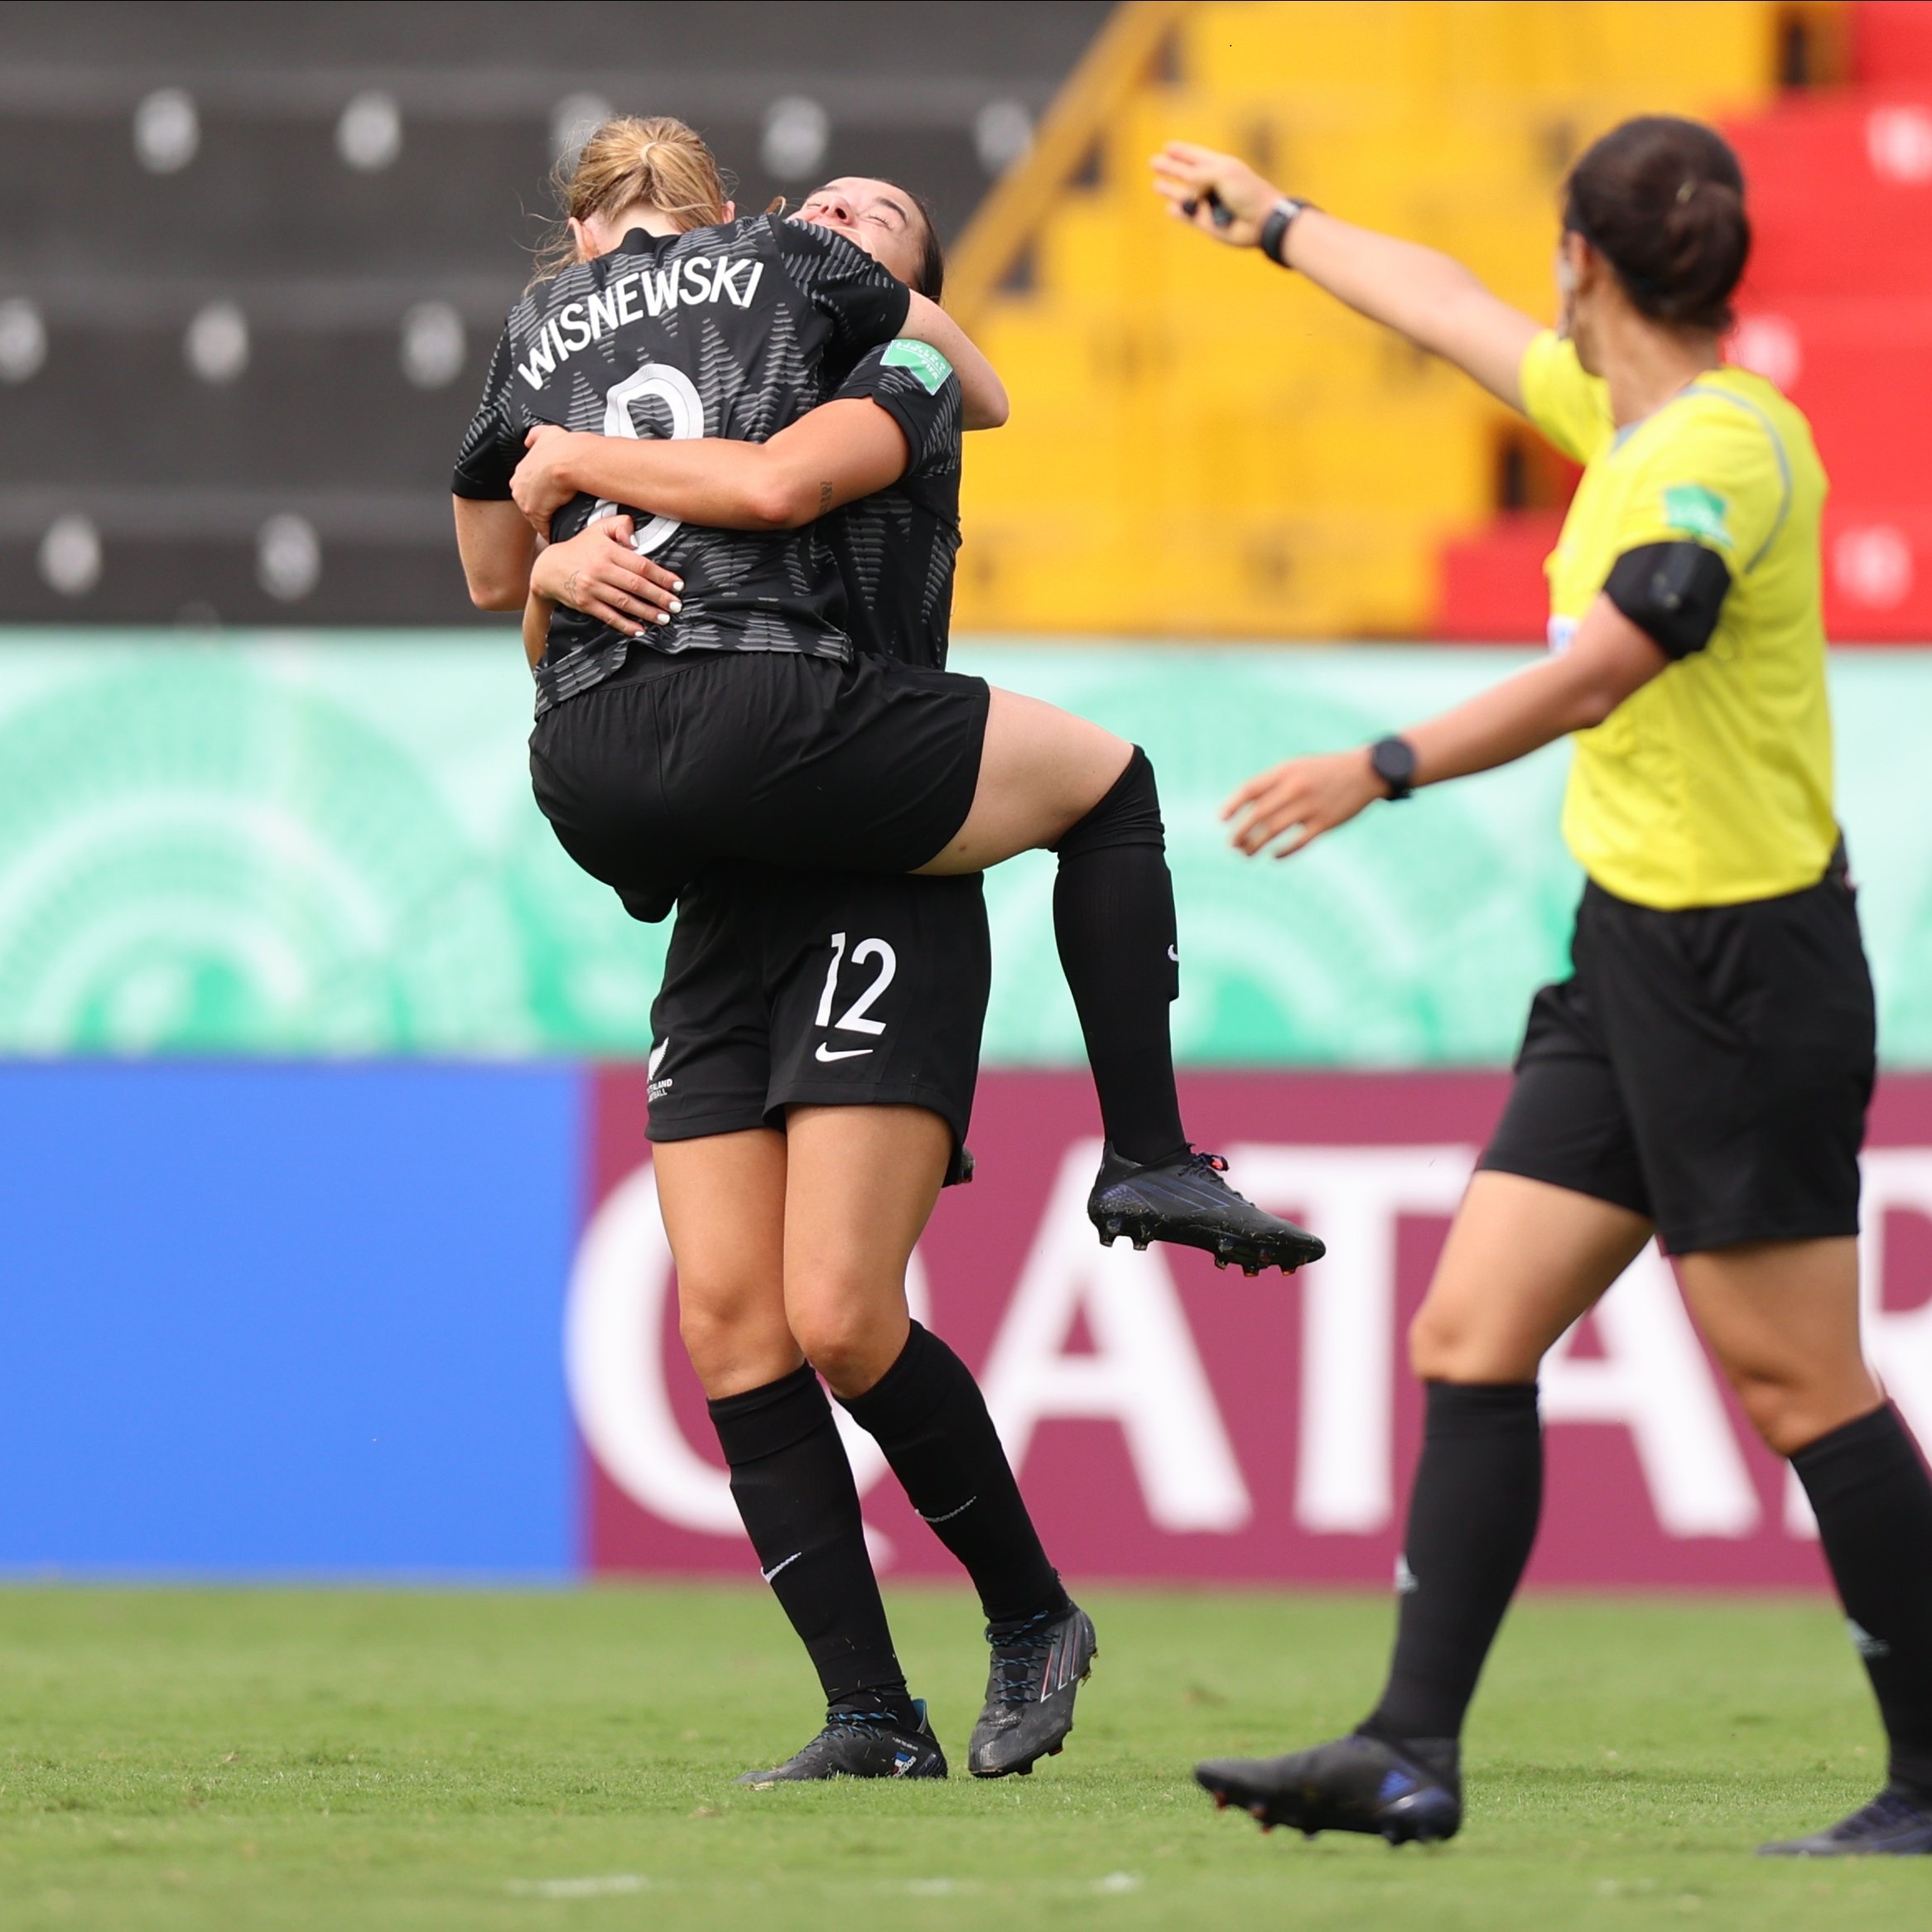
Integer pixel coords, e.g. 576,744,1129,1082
781,1104,952,1400
914,687,1133,874
1409,1170,1655,1382
653,1128,799,1398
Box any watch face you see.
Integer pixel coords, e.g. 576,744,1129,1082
1372,739,1415,793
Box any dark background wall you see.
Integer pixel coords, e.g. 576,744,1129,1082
0,1,1108,626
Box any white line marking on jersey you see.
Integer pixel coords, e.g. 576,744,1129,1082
814,1043,873,1062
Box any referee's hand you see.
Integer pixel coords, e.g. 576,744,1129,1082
1150,142,1278,248
529,518,683,636
1223,750,1384,858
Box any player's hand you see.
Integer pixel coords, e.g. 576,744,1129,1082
1222,749,1385,858
529,518,683,635
1150,142,1279,248
512,426,591,536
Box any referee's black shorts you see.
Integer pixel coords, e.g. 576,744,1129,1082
1477,860,1876,1254
528,648,990,924
644,861,990,1185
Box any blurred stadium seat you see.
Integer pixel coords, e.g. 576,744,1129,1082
2,1,1923,641
949,0,1931,643
0,0,1109,624
1718,4,1932,639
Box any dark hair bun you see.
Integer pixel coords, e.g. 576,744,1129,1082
1563,116,1751,333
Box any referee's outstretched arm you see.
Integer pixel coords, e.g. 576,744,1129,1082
1221,596,1665,860
1150,141,1540,411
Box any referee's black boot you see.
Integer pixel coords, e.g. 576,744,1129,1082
735,1701,948,1787
1195,1732,1462,1845
1757,1784,1932,1856
1088,1144,1325,1275
968,1602,1098,1779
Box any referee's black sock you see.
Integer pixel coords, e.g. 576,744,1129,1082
1791,1403,1932,1798
1052,746,1188,1168
841,1323,1070,1626
1363,1381,1543,1747
708,1365,918,1730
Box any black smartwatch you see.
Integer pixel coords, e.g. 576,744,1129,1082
1260,196,1315,267
1369,735,1418,801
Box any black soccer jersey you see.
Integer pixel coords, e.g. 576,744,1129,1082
826,340,963,672
452,214,910,713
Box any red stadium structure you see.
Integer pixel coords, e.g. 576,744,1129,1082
1438,0,1932,644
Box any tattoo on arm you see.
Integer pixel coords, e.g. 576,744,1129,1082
817,480,834,514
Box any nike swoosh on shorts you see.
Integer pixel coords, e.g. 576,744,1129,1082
814,1043,874,1062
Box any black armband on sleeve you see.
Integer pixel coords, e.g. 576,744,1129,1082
1602,541,1733,658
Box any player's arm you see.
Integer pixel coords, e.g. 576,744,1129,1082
453,497,538,610
521,590,553,669
901,292,1007,429
1224,596,1668,857
1151,142,1540,412
513,399,912,536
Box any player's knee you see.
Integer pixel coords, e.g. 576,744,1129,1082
1728,1365,1840,1458
788,1287,903,1395
1407,1302,1468,1380
678,1279,783,1386
1053,743,1163,857
1407,1301,1541,1383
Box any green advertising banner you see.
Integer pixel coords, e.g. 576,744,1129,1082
0,633,1926,1067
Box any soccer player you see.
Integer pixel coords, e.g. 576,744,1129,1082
452,115,1323,1277
1155,117,1932,1856
517,179,1093,1783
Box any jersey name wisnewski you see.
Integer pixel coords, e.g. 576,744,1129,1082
514,257,768,390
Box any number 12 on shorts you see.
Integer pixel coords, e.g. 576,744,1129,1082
815,931,898,1045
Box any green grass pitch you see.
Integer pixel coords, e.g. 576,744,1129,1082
2,1582,1925,1930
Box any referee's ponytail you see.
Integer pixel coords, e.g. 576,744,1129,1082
1563,117,1750,335
532,116,733,285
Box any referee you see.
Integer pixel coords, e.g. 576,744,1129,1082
1156,117,1932,1857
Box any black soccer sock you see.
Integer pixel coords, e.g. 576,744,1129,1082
1791,1403,1932,1797
1364,1381,1543,1747
1052,746,1188,1169
841,1322,1070,1627
708,1365,918,1727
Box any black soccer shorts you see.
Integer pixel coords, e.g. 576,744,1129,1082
1477,860,1876,1254
528,648,990,923
644,860,991,1184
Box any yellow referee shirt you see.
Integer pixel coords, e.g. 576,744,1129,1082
1519,330,1838,909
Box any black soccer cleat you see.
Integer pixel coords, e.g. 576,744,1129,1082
968,1602,1098,1779
735,1700,948,1787
1195,1732,1462,1845
1757,1784,1932,1856
1088,1144,1325,1275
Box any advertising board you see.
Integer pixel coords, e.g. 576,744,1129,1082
581,1072,1932,1592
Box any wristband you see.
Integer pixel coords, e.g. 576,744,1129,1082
1260,196,1315,267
